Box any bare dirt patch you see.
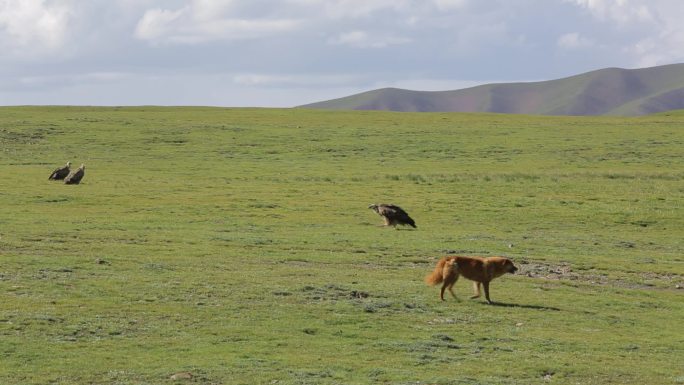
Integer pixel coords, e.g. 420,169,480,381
516,260,683,290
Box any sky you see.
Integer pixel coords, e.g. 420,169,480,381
1,0,684,107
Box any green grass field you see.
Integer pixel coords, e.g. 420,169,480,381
1,106,683,384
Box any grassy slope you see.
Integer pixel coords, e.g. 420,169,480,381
300,64,684,116
0,107,683,384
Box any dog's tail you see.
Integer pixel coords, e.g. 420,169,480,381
425,257,448,286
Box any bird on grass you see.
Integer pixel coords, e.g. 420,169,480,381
64,164,85,185
48,161,71,180
368,203,416,229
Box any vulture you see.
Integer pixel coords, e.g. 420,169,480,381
64,164,85,185
48,161,71,180
368,203,416,228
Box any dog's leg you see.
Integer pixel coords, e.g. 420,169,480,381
447,283,457,300
448,273,459,299
470,282,481,299
440,271,459,301
443,270,459,300
483,281,492,304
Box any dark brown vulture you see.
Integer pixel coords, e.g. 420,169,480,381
368,203,416,228
48,161,71,180
64,164,85,185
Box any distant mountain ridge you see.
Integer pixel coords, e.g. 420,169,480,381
299,63,684,116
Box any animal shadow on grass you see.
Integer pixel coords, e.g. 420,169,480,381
482,301,561,311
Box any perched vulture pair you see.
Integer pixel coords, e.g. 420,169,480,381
49,161,85,184
368,203,417,229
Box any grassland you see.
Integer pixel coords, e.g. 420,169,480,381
0,106,682,384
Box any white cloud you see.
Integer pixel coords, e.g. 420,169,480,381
565,0,655,24
4,0,684,107
0,0,71,56
628,27,684,67
135,7,185,41
557,32,594,49
233,73,364,87
564,0,684,66
328,30,411,48
11,72,132,92
135,1,301,44
289,0,411,19
433,0,468,11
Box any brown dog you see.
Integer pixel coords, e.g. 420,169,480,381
425,256,517,303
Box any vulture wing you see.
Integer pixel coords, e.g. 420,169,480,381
49,165,70,180
64,168,84,184
382,204,416,228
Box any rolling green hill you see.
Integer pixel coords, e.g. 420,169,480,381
300,63,684,116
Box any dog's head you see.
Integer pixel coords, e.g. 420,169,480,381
503,258,518,274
